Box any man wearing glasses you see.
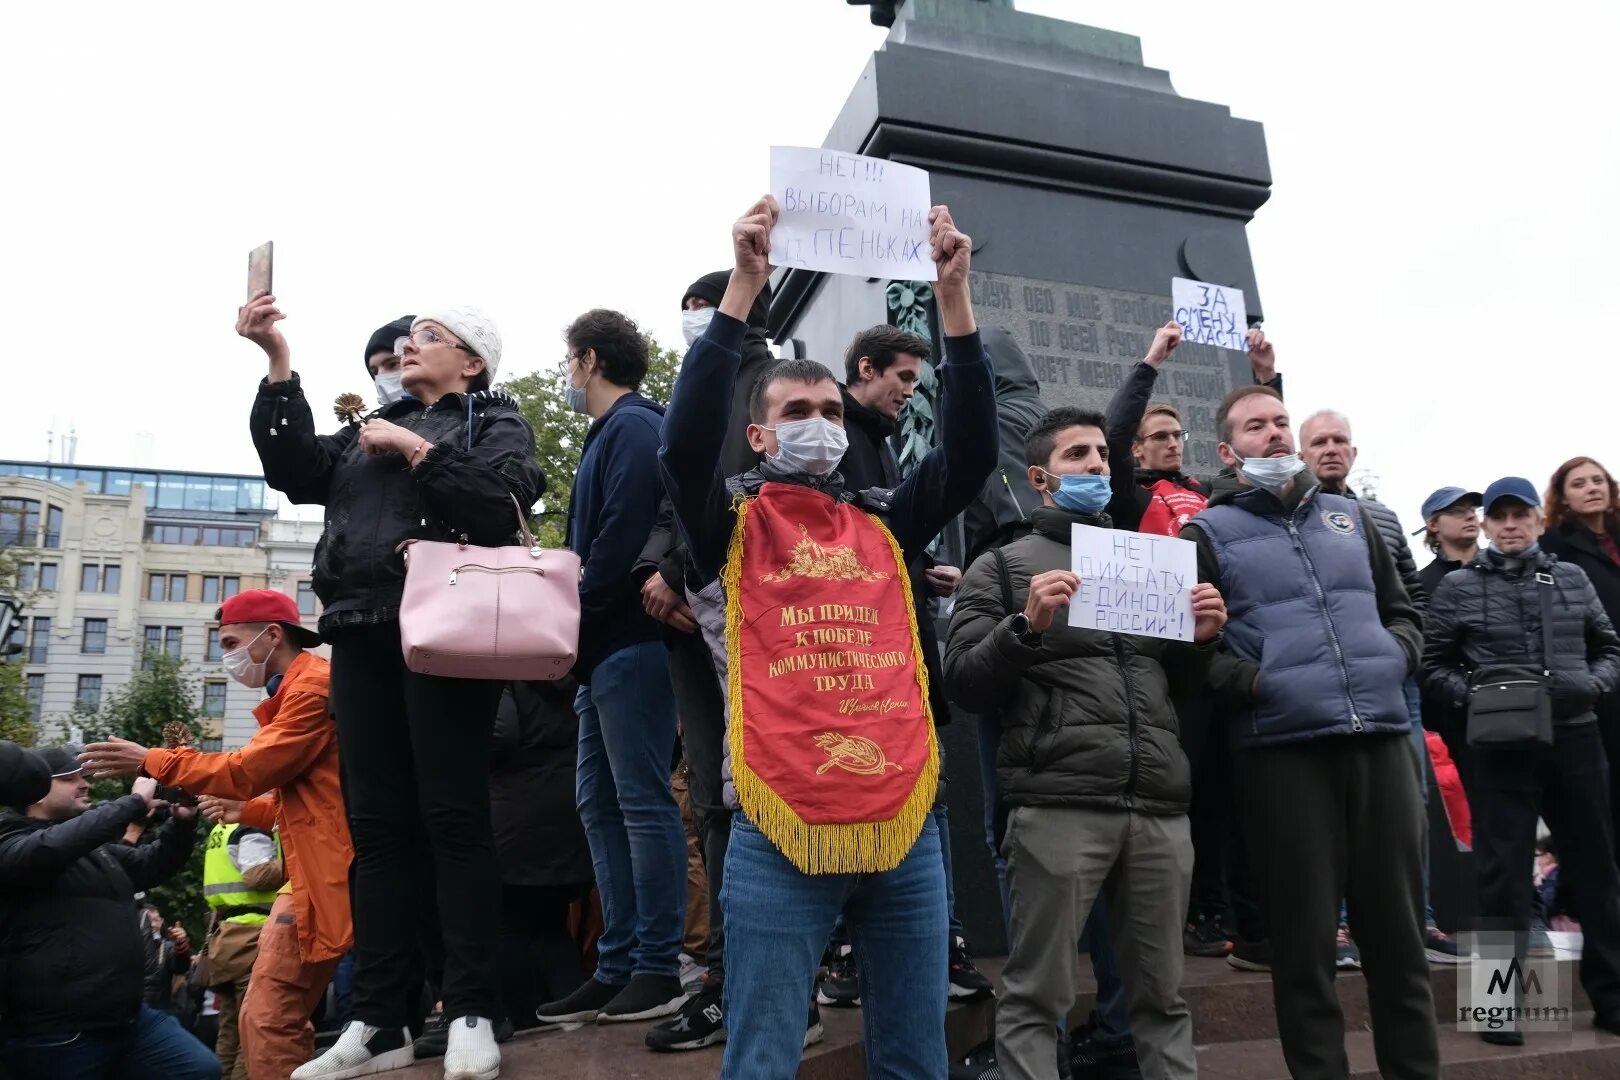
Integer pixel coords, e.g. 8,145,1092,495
1103,320,1280,538
1416,487,1484,598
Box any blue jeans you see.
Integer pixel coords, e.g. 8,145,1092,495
722,815,947,1080
2,1005,221,1080
575,640,687,982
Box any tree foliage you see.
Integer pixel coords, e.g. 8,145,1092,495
0,541,37,746
502,337,683,549
77,652,210,942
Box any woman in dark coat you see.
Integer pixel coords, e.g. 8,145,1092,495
1543,455,1620,864
492,680,594,1027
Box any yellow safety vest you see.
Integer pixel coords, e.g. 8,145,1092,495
203,822,281,926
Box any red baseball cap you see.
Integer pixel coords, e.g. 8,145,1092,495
217,589,322,648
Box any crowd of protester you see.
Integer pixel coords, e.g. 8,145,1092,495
2,192,1619,1080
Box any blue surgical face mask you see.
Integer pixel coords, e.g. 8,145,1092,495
564,360,592,416
1041,469,1111,514
1239,453,1307,496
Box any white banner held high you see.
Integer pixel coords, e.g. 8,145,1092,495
1172,277,1248,351
769,146,935,281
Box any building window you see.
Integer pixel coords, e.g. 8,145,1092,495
81,618,108,654
296,581,317,618
44,506,63,548
142,625,162,669
146,573,187,602
38,563,58,592
201,576,242,605
165,627,183,660
145,524,258,548
16,563,35,593
0,498,40,545
206,627,222,662
27,617,50,664
81,564,100,592
76,675,102,711
202,681,228,718
200,737,224,753
26,674,44,722
102,564,120,594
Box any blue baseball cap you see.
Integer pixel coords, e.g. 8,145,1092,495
1413,486,1482,533
1481,476,1542,514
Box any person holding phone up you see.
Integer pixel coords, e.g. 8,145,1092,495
238,290,544,1080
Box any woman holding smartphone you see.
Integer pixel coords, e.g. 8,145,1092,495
238,291,543,1080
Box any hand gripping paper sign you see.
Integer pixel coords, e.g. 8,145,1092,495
1172,277,1248,351
1069,523,1196,642
769,146,936,281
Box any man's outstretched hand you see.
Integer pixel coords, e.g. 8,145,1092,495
719,195,779,325
81,737,151,780
929,205,975,337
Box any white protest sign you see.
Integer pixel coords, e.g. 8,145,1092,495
769,146,936,281
1172,277,1249,351
1068,523,1197,642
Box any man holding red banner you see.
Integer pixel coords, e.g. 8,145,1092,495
659,194,996,1079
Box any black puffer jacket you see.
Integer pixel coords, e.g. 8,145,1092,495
1421,549,1620,726
252,376,545,634
491,680,593,889
1344,489,1427,610
0,798,197,1034
945,507,1213,814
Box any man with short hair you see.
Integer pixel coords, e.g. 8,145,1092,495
0,746,215,1080
659,195,995,1078
537,308,689,1027
365,316,415,406
81,589,352,1080
946,406,1227,1080
1180,384,1438,1080
1415,486,1482,598
1299,409,1460,966
1422,477,1620,1045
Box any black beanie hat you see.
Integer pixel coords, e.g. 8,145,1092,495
363,316,415,376
0,741,51,809
680,272,772,332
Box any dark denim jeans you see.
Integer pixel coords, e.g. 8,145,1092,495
2,1005,221,1080
575,640,687,982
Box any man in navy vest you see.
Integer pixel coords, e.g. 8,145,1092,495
1180,384,1438,1080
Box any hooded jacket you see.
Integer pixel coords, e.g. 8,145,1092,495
961,326,1046,567
252,377,544,634
1181,472,1422,747
566,391,668,679
0,799,196,1034
945,507,1211,813
1421,547,1620,726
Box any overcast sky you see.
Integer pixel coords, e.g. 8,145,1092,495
2,1,1615,549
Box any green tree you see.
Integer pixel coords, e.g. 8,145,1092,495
0,540,37,746
78,652,210,941
503,338,684,549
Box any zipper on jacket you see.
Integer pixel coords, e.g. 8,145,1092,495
1112,636,1142,806
1286,511,1363,731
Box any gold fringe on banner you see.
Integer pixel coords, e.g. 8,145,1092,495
722,497,939,876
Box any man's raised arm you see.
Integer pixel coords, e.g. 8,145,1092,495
659,196,778,585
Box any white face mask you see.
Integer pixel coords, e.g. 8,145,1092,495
764,417,848,477
682,307,716,348
221,626,272,689
1238,453,1308,496
374,371,405,406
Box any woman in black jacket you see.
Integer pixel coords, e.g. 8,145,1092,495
1542,456,1620,863
239,293,544,1080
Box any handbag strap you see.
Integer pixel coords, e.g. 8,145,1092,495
509,494,538,549
990,546,1016,616
1536,568,1556,678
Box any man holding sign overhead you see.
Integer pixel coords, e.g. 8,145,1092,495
944,406,1227,1080
1180,384,1436,1079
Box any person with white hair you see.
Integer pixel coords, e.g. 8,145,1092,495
238,291,545,1080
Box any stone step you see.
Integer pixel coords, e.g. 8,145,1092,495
1194,1014,1620,1079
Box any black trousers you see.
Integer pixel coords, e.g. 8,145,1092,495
1187,712,1265,942
1235,733,1438,1080
666,629,733,981
499,884,588,1028
1472,723,1620,1016
1597,693,1620,875
328,622,505,1027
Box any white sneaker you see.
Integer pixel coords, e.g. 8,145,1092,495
443,1016,501,1080
291,1022,415,1079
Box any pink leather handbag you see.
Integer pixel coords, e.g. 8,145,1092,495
396,495,580,680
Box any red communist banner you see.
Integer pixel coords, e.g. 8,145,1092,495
723,481,938,875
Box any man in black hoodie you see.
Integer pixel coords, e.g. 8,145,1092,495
0,745,215,1080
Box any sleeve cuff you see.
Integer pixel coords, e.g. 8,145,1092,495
258,372,303,396
143,748,174,782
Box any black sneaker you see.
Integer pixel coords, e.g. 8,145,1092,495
1481,1029,1525,1046
1069,1031,1140,1080
1424,925,1463,965
535,977,627,1025
817,945,861,1008
646,980,725,1052
1183,912,1231,958
598,974,688,1024
805,998,825,1048
949,936,995,1001
1226,936,1272,972
412,1013,513,1059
